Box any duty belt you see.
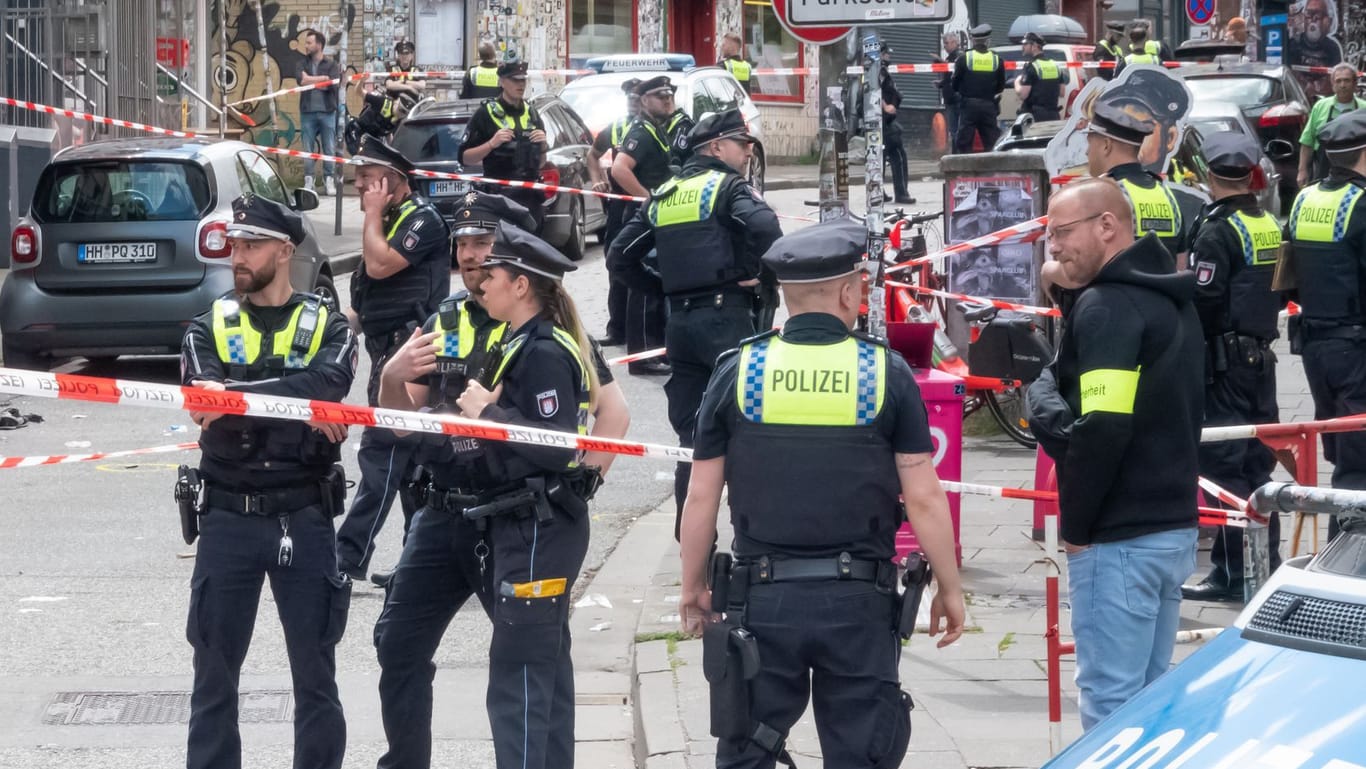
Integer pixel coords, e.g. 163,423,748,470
669,290,754,312
424,483,483,513
1300,320,1366,343
206,483,325,516
364,326,414,357
738,553,894,585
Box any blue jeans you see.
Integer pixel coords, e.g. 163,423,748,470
300,110,337,178
1067,526,1197,730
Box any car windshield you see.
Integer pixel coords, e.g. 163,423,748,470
1185,76,1277,109
561,84,628,130
1190,118,1243,136
392,120,467,161
36,160,210,223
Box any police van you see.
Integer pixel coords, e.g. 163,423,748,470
1042,483,1366,769
558,53,767,190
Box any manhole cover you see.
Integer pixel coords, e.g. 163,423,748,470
43,690,293,725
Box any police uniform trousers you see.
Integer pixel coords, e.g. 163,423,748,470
629,248,668,354
486,500,590,769
374,504,494,769
719,580,909,769
187,503,350,769
1027,106,1061,122
954,96,1000,154
336,338,421,574
604,200,634,342
665,297,757,536
1301,336,1366,539
502,185,547,234
883,122,910,200
1198,345,1282,582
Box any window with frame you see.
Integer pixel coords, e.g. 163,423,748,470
568,0,636,66
237,151,289,204
741,0,803,104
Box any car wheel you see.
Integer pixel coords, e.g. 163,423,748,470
2,342,47,371
748,149,766,194
312,270,341,313
562,197,587,262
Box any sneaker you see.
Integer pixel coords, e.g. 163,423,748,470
324,176,337,197
370,570,393,588
303,176,316,194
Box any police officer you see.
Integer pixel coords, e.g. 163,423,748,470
1285,111,1366,542
444,223,598,769
678,219,966,769
181,195,357,769
1125,21,1174,65
951,24,1006,153
459,60,550,231
1084,99,1196,265
336,136,450,585
1016,32,1068,122
588,77,642,347
608,109,784,539
610,74,695,374
720,33,753,94
385,40,424,94
460,41,502,100
1093,21,1127,81
1181,134,1284,602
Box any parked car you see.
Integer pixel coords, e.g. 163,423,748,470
390,94,607,261
1181,63,1308,215
1,138,333,371
991,44,1095,130
1187,100,1296,216
557,53,768,191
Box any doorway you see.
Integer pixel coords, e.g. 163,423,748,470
668,0,716,64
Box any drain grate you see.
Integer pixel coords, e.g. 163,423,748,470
43,690,294,726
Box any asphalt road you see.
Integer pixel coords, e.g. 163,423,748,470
0,178,945,765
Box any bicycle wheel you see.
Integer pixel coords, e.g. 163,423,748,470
919,221,943,258
984,386,1037,449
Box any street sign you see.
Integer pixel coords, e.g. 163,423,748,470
1186,0,1215,26
772,0,852,44
783,0,951,27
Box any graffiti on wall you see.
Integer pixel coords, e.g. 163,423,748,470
211,0,359,168
1286,0,1343,100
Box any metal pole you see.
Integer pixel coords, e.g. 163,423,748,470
335,0,347,237
816,39,851,223
251,0,280,144
1043,511,1064,755
861,30,887,337
4,31,97,110
218,0,227,138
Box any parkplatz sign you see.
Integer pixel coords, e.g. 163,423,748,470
785,0,951,26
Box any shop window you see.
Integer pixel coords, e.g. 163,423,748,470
742,0,804,104
569,0,637,65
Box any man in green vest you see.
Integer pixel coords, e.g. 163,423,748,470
1298,63,1365,187
1182,133,1285,603
608,109,784,538
458,60,549,230
1125,21,1173,65
1093,21,1127,81
1285,111,1366,542
951,24,1006,153
588,78,642,347
677,218,965,767
460,41,502,100
720,33,753,94
1016,32,1069,122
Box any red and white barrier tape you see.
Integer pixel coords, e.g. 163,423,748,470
886,216,1049,273
1290,65,1333,75
1196,475,1248,511
606,347,667,366
357,69,594,80
885,279,1061,318
0,441,198,470
0,95,199,138
760,60,1185,77
0,368,691,463
940,479,1249,527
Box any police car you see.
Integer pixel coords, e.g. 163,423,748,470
558,53,768,190
1042,483,1366,769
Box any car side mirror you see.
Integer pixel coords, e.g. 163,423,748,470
1265,139,1295,163
294,187,320,212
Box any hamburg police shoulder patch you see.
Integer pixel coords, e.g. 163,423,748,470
1195,261,1216,286
536,389,559,417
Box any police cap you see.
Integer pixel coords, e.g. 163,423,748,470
688,109,755,146
483,221,577,282
451,191,536,236
1117,68,1189,120
762,218,869,283
353,134,415,175
1202,133,1260,178
1084,98,1155,145
394,40,415,54
970,24,992,39
1105,21,1126,32
636,75,676,97
1317,110,1366,153
227,194,306,245
1022,32,1047,47
497,60,529,79
621,77,643,95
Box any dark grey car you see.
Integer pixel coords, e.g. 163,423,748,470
1,138,334,370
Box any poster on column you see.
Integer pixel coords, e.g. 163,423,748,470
1286,0,1343,100
946,177,1035,303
